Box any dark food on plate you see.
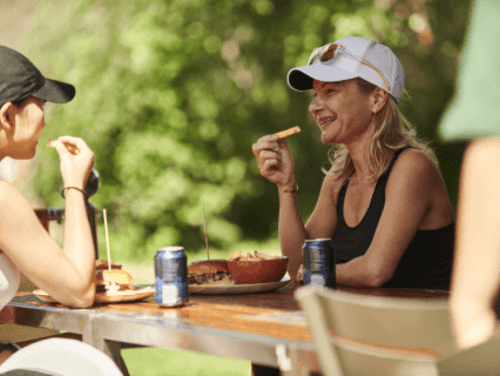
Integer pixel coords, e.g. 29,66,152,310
187,259,234,286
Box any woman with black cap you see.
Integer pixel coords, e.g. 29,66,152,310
252,37,455,291
0,46,122,375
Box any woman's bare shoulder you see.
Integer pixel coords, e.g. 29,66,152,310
387,148,445,193
0,180,26,211
0,180,20,196
392,148,441,176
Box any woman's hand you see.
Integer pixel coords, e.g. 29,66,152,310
53,136,95,189
252,134,296,190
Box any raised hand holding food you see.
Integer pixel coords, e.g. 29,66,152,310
47,138,77,154
47,136,95,191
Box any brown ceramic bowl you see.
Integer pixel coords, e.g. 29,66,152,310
227,256,288,285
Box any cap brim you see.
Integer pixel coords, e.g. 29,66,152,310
287,64,359,91
32,78,75,103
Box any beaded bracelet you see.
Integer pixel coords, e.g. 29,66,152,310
61,187,86,199
0,341,21,353
280,185,298,193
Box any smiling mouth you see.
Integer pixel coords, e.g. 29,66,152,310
319,116,336,128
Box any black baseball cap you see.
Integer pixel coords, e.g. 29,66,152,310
0,45,75,106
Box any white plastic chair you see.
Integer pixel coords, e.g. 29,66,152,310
0,338,123,376
295,285,454,376
436,326,500,375
299,286,453,348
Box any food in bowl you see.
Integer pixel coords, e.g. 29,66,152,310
227,251,288,284
230,250,281,261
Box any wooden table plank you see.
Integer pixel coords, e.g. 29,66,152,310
1,283,450,374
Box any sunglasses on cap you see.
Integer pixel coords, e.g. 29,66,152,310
307,43,391,92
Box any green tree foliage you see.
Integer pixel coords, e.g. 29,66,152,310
27,0,470,261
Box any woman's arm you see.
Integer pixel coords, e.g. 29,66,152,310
0,137,96,308
252,135,337,280
279,173,338,280
336,149,454,287
0,184,95,308
277,186,305,280
449,138,500,349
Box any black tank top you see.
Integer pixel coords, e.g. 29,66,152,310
332,148,455,290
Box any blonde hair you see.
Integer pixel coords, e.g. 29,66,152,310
325,78,437,181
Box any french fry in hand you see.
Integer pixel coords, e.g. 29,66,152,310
47,138,58,147
47,138,77,154
274,126,301,140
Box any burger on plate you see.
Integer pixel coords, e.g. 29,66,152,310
187,259,233,286
96,268,136,294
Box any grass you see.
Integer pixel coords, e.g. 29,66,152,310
122,348,251,376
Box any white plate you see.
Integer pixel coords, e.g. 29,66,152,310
188,279,292,295
33,286,155,305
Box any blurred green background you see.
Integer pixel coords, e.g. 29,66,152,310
2,0,473,375
15,0,470,264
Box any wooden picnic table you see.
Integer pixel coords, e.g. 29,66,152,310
0,281,448,376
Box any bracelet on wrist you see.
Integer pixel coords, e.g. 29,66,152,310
280,184,298,193
0,341,21,353
61,187,86,199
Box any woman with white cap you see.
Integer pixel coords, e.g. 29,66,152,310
252,36,455,289
0,46,122,375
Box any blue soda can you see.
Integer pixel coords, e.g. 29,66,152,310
303,238,336,289
155,246,189,307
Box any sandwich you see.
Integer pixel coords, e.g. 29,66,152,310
95,267,136,294
187,259,233,286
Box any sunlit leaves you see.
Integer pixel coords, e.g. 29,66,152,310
441,40,459,58
252,0,274,15
26,0,470,260
309,5,329,22
203,35,222,54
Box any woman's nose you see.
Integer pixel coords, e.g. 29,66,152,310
309,96,324,115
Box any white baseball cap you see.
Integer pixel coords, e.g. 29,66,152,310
287,36,405,103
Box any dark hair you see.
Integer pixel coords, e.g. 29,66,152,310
0,97,25,108
12,98,25,106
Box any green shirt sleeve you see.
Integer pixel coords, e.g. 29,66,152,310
438,0,500,141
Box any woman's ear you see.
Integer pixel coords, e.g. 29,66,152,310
0,102,15,130
371,88,389,114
